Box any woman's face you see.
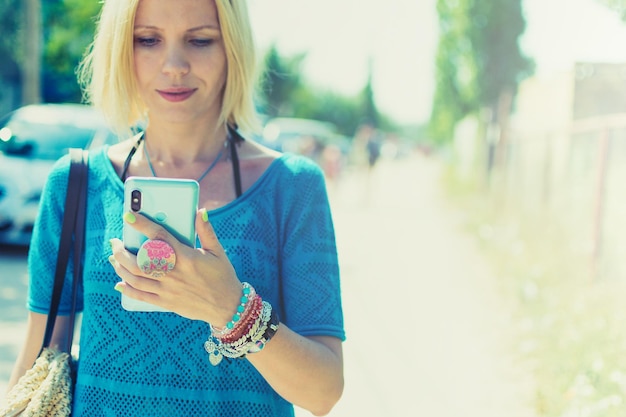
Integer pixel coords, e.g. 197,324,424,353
133,0,227,125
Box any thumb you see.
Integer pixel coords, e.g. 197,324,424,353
196,208,224,254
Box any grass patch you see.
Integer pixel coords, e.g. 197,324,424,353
441,164,626,417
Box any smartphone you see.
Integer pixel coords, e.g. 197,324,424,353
122,176,199,312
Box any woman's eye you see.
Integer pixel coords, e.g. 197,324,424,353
189,39,213,47
135,37,159,47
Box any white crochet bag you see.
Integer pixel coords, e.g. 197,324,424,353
0,348,72,417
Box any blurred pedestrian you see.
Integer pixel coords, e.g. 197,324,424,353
5,1,345,416
365,132,382,170
350,123,384,172
321,143,343,182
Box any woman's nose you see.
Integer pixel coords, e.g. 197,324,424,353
162,46,190,76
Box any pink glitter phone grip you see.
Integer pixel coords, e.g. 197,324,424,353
136,239,176,278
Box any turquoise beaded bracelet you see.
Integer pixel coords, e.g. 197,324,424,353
211,282,255,337
204,300,280,366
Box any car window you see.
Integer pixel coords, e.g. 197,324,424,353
0,119,97,160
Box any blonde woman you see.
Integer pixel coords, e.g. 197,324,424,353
7,1,345,415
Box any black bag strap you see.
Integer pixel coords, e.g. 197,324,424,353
41,148,89,352
227,125,243,198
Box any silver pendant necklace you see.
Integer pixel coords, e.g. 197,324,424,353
143,139,226,183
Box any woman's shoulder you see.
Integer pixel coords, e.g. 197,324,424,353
277,152,323,173
44,153,73,190
107,135,140,158
106,134,143,176
269,153,325,186
247,149,323,184
244,139,317,168
44,143,115,190
232,139,325,202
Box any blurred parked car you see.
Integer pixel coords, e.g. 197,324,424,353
260,117,337,156
0,103,116,246
260,117,351,180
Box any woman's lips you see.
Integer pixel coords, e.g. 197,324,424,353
157,88,197,102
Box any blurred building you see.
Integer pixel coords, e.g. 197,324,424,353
450,59,626,280
508,61,626,280
572,62,626,119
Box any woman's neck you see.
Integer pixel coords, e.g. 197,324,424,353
142,121,228,166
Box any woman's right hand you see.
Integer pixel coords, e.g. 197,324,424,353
108,209,243,326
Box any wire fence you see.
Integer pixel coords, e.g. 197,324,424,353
479,113,626,282
456,114,626,280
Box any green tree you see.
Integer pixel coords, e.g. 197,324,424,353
429,0,533,145
358,58,379,128
0,0,21,85
42,0,101,102
259,45,307,117
260,46,364,136
597,0,626,19
0,0,101,107
0,0,25,110
289,87,364,136
470,0,533,112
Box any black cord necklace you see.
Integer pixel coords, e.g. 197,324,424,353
120,127,244,198
143,138,227,182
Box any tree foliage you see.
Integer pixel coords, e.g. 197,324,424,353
42,0,101,102
358,60,379,128
259,45,307,118
429,0,533,144
0,0,21,81
596,0,626,20
259,46,386,137
0,0,100,104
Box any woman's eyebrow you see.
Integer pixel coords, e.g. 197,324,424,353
188,25,220,32
133,24,219,32
134,24,159,30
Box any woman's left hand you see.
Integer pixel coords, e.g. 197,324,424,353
109,208,242,324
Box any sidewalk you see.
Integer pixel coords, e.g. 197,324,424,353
0,245,29,395
295,154,536,416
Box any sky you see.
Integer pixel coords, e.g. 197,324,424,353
248,0,626,126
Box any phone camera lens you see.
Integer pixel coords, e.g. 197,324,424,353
130,190,141,211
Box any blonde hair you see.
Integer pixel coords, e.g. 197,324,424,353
78,0,261,139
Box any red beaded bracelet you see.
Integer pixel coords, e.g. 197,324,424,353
219,296,263,344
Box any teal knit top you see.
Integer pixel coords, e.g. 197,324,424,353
27,146,345,416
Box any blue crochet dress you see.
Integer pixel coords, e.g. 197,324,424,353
27,146,345,417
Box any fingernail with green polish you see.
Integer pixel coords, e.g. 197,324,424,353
124,212,136,224
114,282,124,293
202,209,209,223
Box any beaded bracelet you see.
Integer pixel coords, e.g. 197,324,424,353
220,295,263,344
210,282,255,338
216,302,272,354
204,300,280,366
204,303,267,365
247,308,280,354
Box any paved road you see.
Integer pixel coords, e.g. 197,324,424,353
297,154,536,416
0,153,536,416
0,244,29,394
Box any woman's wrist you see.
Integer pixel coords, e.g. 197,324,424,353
210,282,256,336
204,282,280,366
